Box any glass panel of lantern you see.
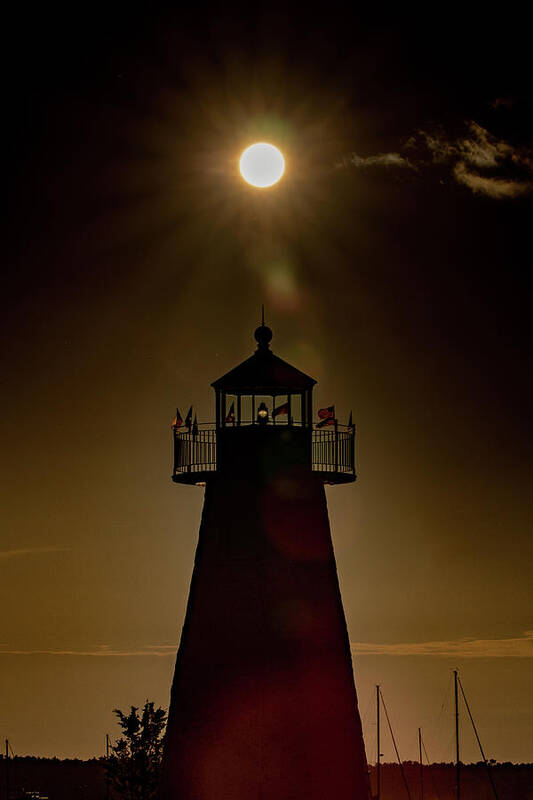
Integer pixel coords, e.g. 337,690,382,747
240,395,253,426
223,394,238,426
290,394,302,426
273,394,288,425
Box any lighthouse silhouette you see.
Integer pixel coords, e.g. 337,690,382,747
161,321,370,800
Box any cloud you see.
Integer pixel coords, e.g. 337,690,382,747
0,644,176,657
459,121,513,168
453,162,533,199
351,631,533,658
4,635,532,660
338,121,533,198
337,152,414,170
0,547,71,560
413,121,533,199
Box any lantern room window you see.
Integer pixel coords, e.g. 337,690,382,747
217,391,310,428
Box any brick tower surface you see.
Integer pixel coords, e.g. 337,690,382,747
161,324,370,800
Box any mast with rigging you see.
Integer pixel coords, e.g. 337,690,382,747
376,685,381,800
454,669,460,800
418,728,424,800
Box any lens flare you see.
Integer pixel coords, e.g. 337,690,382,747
239,143,285,188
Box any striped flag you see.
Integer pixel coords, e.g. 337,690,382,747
273,401,289,418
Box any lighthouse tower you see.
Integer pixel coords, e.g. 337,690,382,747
161,323,370,800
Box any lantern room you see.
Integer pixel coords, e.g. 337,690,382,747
211,323,316,428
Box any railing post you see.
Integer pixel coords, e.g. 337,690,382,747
351,425,356,477
334,420,338,474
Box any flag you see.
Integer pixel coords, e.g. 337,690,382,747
184,406,193,428
192,414,198,437
273,401,289,418
171,407,183,430
225,402,235,424
318,405,335,421
317,416,336,428
348,411,353,429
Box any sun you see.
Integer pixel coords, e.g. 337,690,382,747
239,143,285,188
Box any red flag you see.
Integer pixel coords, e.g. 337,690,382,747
171,408,183,430
225,402,235,424
317,416,336,428
184,406,193,428
273,401,289,418
318,405,335,421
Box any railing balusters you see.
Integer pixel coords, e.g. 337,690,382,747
174,425,355,480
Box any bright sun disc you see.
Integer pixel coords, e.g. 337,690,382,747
239,143,285,188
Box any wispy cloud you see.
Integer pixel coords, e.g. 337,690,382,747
4,634,532,659
453,161,533,199
0,644,176,657
340,120,533,199
412,121,533,199
351,631,533,658
337,152,414,170
0,547,71,560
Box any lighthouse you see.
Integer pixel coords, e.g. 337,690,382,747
161,322,370,800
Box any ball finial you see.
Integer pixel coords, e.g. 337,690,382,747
254,324,273,349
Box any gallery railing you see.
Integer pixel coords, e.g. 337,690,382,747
172,423,355,483
173,426,217,477
312,426,355,476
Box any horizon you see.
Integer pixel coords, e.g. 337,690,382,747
3,754,533,767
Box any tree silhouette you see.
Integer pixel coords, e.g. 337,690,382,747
106,702,167,800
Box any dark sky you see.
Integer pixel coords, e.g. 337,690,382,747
2,5,532,762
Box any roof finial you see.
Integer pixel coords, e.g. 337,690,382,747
254,306,273,351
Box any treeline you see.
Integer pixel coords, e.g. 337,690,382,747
2,757,532,800
368,762,533,800
1,757,106,800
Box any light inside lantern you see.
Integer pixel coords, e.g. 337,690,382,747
257,402,269,424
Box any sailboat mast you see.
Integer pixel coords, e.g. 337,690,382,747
105,734,111,800
4,739,9,800
376,685,381,800
454,670,460,800
458,676,500,800
418,728,424,800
